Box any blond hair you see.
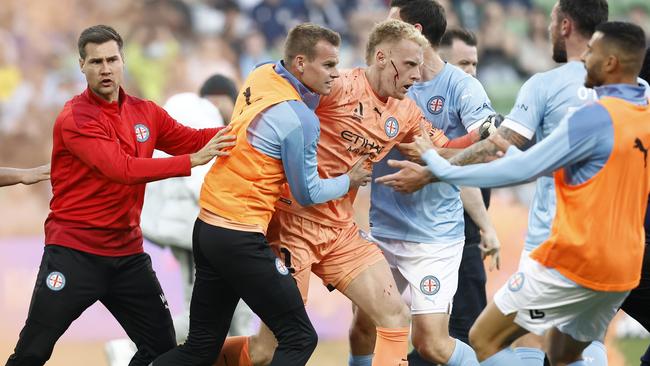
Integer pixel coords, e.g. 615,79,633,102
365,19,429,65
284,23,341,62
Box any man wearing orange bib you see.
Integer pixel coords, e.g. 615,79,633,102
379,21,650,366
152,24,371,366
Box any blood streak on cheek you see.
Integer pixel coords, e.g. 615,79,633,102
391,60,400,87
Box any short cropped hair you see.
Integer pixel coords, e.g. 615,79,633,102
390,0,446,47
558,0,608,38
641,48,650,83
596,21,646,74
283,23,341,62
78,25,123,60
440,28,477,48
365,19,430,65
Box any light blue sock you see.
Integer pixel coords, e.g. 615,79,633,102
447,339,480,366
480,348,523,366
348,354,373,366
514,347,545,366
582,341,607,366
568,361,587,366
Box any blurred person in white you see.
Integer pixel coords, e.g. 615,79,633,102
104,74,253,366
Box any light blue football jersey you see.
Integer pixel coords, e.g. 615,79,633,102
502,61,598,252
370,63,494,243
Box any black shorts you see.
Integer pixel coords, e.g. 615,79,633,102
6,245,175,366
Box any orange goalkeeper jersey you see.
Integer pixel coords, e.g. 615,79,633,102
275,68,449,227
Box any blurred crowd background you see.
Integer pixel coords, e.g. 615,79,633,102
1,0,650,364
3,0,650,235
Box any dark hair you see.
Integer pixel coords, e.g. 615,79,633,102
78,25,123,60
199,74,238,102
390,0,447,47
596,21,646,73
440,28,477,48
641,47,650,83
558,0,608,38
284,23,341,62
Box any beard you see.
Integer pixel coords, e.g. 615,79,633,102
552,37,568,63
584,68,602,89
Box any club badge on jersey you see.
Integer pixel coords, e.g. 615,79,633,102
384,117,399,138
134,123,150,143
427,96,445,115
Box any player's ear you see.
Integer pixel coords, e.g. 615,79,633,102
296,55,305,73
376,49,386,67
561,16,571,37
604,54,618,74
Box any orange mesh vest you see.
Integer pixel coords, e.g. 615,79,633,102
531,96,650,292
199,64,301,231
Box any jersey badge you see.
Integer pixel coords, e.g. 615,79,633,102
134,124,150,143
46,271,66,291
420,275,440,296
384,117,399,138
427,96,445,115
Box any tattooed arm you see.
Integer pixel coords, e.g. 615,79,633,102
447,125,530,166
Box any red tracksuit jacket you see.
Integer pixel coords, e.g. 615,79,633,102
45,87,220,256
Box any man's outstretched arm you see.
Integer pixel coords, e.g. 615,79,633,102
0,164,50,187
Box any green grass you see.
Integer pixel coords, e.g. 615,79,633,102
617,337,649,366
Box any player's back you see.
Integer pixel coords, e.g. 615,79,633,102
276,68,442,227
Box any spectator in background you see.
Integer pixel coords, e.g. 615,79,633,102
105,73,250,366
517,7,555,76
239,29,273,78
251,0,307,47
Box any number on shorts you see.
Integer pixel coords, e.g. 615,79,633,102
280,247,296,274
529,309,545,319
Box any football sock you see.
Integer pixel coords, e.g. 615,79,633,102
514,347,545,366
372,327,409,366
582,341,607,366
214,336,252,366
447,339,480,366
480,348,523,366
349,354,373,366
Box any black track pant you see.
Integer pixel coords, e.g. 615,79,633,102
6,245,175,366
152,219,317,366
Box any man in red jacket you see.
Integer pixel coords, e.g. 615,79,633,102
5,25,234,366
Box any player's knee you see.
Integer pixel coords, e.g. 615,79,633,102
469,325,496,360
378,301,410,328
412,338,452,364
